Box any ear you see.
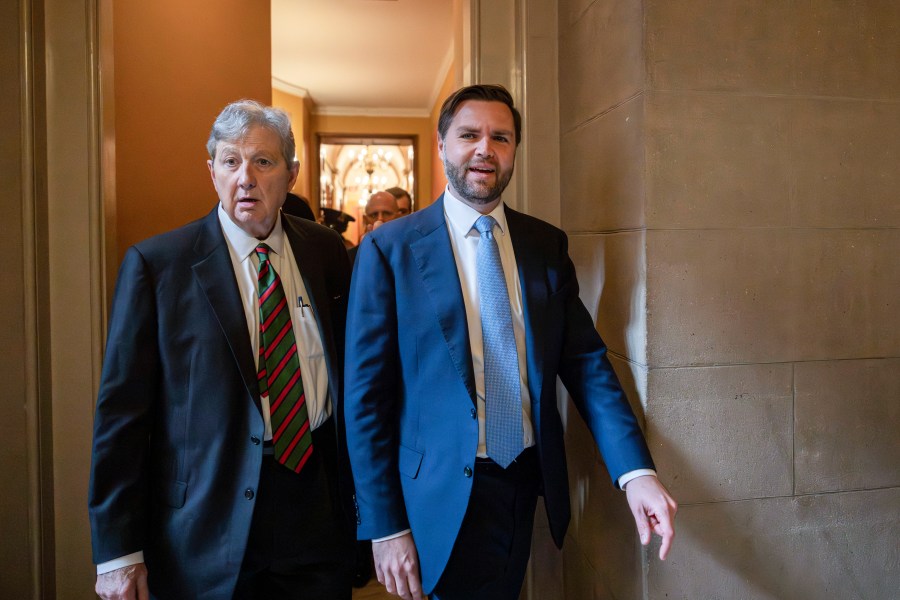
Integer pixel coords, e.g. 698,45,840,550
437,136,445,161
287,160,300,189
207,159,217,187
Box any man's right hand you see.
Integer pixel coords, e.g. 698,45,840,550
95,563,149,600
372,533,425,600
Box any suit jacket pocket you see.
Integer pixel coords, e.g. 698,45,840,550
398,445,423,479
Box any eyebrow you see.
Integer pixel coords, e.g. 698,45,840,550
454,126,514,137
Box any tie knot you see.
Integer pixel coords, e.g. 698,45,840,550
475,215,497,237
255,243,272,262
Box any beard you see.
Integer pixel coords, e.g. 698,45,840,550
443,157,514,206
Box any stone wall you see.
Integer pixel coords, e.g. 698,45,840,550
548,1,900,598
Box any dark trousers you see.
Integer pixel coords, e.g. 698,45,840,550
431,447,540,600
233,419,353,600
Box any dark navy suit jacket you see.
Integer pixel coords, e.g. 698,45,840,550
88,207,353,599
344,196,654,593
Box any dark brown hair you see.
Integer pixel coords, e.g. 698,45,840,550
437,84,521,146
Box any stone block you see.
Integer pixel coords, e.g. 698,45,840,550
559,0,598,30
795,358,900,494
646,229,796,366
646,0,900,99
646,229,900,365
561,98,645,232
646,0,797,94
646,364,793,503
791,99,900,228
564,444,643,600
645,92,792,229
570,231,647,365
792,0,900,99
790,229,900,360
559,0,643,132
648,489,900,599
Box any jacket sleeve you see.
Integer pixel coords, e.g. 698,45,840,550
343,234,410,540
88,246,159,563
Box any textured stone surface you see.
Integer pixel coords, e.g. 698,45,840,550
790,229,900,361
564,408,643,600
570,231,647,365
646,92,793,229
791,99,900,228
559,0,643,132
561,98,645,232
647,93,900,230
795,358,900,494
646,229,795,366
646,229,900,366
648,489,900,599
647,364,793,503
647,0,900,99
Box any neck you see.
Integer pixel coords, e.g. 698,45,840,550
447,186,502,215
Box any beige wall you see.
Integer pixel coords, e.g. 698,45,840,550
554,1,900,598
272,88,315,200
430,65,457,200
112,0,272,259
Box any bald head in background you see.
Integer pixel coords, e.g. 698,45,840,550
363,191,400,233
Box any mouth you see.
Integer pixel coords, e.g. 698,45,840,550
468,164,496,176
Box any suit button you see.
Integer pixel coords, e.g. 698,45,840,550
244,488,255,500
250,436,260,445
464,466,472,478
470,408,477,419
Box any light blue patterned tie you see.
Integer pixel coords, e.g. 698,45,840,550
475,215,523,468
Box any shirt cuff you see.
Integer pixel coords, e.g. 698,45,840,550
618,469,658,490
97,551,144,575
372,529,412,543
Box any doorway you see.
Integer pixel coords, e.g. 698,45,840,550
317,135,416,243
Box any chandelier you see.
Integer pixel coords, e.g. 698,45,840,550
354,146,393,204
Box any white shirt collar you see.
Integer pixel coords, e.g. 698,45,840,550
217,204,285,262
443,185,509,239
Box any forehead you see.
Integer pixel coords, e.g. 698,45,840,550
449,100,515,132
216,125,281,153
366,196,396,212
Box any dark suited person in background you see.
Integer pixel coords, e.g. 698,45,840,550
89,100,355,600
282,191,316,221
345,84,677,600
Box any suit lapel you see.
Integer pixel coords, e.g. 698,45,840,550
191,208,261,411
409,197,477,402
506,207,547,410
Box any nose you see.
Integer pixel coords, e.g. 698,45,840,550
238,162,256,190
474,136,494,158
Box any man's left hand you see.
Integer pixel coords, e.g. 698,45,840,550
625,475,677,560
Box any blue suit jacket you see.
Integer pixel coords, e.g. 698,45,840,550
344,196,654,592
88,208,353,599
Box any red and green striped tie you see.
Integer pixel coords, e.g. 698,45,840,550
255,244,313,473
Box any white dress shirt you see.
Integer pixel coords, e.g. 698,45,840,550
443,187,535,457
97,206,331,574
443,188,654,489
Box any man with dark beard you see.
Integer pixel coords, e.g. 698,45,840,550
344,84,677,600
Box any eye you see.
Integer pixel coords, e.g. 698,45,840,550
493,135,509,143
460,133,476,140
257,158,274,167
222,157,238,167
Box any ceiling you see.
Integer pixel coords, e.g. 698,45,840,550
271,0,454,116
